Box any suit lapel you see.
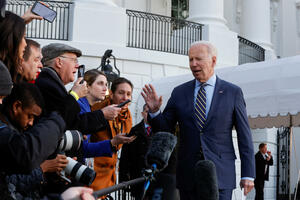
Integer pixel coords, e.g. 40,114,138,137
204,77,222,128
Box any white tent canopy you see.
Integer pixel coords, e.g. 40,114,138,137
136,55,300,128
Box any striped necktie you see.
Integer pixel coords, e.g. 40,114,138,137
195,83,207,131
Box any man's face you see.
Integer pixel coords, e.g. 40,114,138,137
57,52,79,85
111,83,132,109
21,46,43,81
189,44,216,82
141,105,149,122
13,101,42,130
260,145,267,154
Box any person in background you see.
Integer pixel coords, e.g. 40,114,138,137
90,77,134,192
254,143,273,200
119,104,153,199
20,39,43,83
119,104,178,200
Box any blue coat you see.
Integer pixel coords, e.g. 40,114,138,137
77,97,112,158
149,77,255,190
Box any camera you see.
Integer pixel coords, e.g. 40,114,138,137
64,157,96,186
58,130,96,186
58,130,83,152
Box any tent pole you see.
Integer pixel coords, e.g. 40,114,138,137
289,127,293,200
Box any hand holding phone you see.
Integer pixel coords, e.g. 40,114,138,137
117,100,131,108
31,1,57,23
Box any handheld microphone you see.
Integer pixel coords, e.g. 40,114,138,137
194,160,219,200
145,132,177,171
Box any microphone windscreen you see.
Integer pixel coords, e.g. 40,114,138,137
194,160,219,200
145,132,177,171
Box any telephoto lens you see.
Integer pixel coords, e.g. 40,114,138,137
64,157,96,186
59,130,83,152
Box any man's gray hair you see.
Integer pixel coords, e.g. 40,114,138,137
190,41,218,58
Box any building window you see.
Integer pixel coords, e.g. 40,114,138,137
172,0,189,19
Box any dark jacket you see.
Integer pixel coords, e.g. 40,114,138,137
119,120,152,197
149,77,255,190
119,120,177,198
5,168,44,199
0,106,65,199
0,107,65,174
255,151,273,181
35,67,107,133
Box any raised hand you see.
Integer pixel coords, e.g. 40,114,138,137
141,84,162,113
22,6,43,24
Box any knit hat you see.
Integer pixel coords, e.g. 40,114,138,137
0,61,13,96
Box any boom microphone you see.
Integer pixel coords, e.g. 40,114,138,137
194,160,219,200
145,132,177,171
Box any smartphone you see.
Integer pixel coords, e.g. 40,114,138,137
78,65,85,78
31,1,57,23
117,100,131,108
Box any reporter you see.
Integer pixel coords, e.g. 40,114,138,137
90,77,134,191
78,70,135,162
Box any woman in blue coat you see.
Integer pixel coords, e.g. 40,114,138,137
77,69,135,165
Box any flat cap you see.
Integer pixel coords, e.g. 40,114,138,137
0,61,13,96
42,43,82,64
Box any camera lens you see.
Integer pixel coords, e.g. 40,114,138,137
59,130,83,152
64,157,96,186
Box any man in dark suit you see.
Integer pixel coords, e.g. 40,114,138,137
142,41,255,200
254,143,273,200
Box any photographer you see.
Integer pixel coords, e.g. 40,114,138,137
0,83,64,196
0,73,65,174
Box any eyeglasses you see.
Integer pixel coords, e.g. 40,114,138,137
59,56,78,64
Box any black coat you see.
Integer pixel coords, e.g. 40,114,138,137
119,120,151,182
255,151,273,181
0,108,65,174
119,120,152,197
119,120,177,198
35,67,107,133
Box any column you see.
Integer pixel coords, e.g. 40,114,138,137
188,0,228,29
71,0,127,46
241,0,276,58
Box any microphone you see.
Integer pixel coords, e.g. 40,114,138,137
145,132,177,171
194,160,219,200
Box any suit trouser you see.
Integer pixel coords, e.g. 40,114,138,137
254,179,265,200
179,189,232,200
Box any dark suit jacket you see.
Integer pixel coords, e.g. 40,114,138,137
149,77,255,190
255,151,273,182
35,67,107,133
